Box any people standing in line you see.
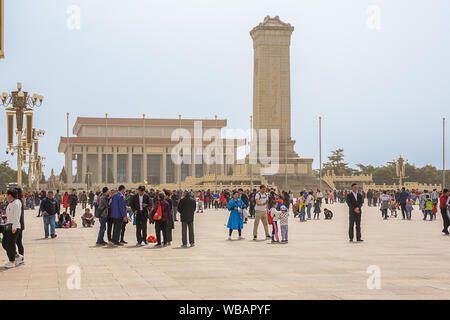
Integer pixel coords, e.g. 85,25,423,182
346,183,364,242
40,191,59,239
152,192,170,247
178,190,196,248
439,189,449,235
227,191,246,240
110,185,128,246
2,189,23,268
68,189,78,218
253,185,270,241
130,186,151,246
95,187,109,246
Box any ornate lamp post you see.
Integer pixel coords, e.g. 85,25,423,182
1,82,43,187
23,129,45,190
390,155,408,187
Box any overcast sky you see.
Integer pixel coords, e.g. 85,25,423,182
1,0,449,177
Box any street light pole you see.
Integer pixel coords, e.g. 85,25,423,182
250,115,253,190
319,116,322,192
105,113,108,185
444,117,446,190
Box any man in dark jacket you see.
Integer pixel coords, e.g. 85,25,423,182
68,189,78,218
96,187,109,246
346,183,364,242
130,186,151,246
40,191,60,239
177,190,196,248
398,187,410,220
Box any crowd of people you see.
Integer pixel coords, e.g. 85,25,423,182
1,183,450,269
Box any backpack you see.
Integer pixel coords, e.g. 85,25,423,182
153,202,163,221
267,211,273,224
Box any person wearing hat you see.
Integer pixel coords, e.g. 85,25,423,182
177,190,196,248
130,186,151,246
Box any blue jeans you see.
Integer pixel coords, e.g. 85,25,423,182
43,214,56,237
306,204,312,219
299,207,306,221
97,216,107,243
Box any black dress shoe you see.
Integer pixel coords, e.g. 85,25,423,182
349,239,353,242
357,239,364,242
120,240,127,244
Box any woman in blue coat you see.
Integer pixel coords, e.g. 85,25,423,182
227,191,246,240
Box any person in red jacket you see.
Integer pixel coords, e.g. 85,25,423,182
439,189,449,235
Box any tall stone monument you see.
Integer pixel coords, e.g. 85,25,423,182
246,16,314,190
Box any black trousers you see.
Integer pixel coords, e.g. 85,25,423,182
107,217,114,241
15,229,24,256
2,230,18,262
120,221,127,242
70,205,76,217
368,198,372,206
381,209,388,219
112,218,123,243
135,212,148,244
441,207,450,233
349,212,362,241
155,220,168,245
181,221,194,245
400,203,407,219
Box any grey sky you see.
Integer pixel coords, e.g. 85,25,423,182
1,0,449,176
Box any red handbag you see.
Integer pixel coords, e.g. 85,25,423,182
432,206,437,214
153,203,163,221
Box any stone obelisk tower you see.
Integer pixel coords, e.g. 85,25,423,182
250,16,299,161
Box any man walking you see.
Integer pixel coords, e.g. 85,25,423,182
178,190,196,248
110,185,128,246
346,183,364,242
68,189,78,218
40,191,59,239
80,191,88,209
439,189,449,235
253,185,270,241
130,186,151,246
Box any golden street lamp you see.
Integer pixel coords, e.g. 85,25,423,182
1,82,44,188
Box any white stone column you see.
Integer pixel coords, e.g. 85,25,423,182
97,148,102,184
190,147,195,178
82,148,87,184
161,149,167,184
67,146,73,187
113,148,118,184
128,150,133,184
143,150,148,183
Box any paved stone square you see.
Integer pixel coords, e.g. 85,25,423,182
1,203,450,300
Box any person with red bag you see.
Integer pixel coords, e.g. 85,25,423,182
439,189,449,235
151,192,170,247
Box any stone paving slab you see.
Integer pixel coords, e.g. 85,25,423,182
1,203,449,300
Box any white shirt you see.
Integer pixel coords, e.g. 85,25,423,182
139,194,143,211
6,199,22,230
352,192,358,201
255,192,268,211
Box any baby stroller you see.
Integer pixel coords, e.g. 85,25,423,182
389,201,398,218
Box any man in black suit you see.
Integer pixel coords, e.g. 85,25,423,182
177,190,196,248
130,186,151,246
346,183,364,242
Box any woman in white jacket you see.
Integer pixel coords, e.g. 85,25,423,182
2,189,22,268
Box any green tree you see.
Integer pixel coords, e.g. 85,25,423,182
323,148,353,175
